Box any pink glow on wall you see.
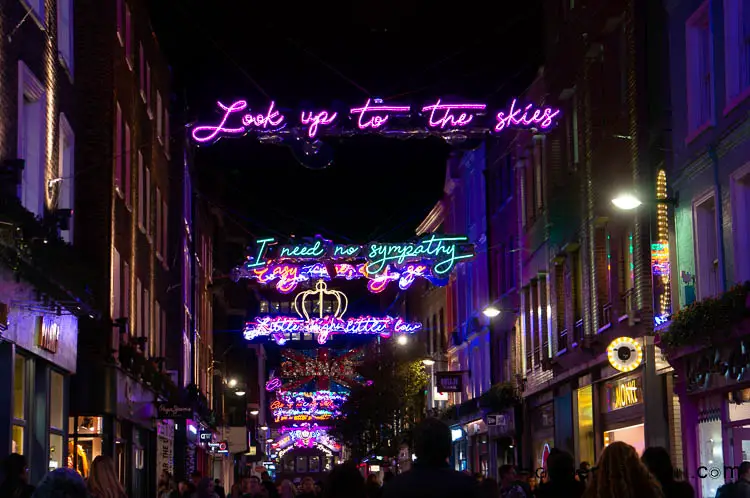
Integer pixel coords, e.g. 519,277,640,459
349,99,410,130
422,100,487,129
300,110,338,138
494,99,560,132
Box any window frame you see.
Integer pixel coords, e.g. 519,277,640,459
57,0,74,78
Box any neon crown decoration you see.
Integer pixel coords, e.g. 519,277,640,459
243,280,422,345
231,234,475,294
191,97,561,144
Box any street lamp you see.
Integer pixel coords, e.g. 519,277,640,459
227,378,238,388
397,335,408,346
260,425,268,431
422,358,436,366
611,193,643,210
235,391,246,397
249,409,260,416
482,306,501,318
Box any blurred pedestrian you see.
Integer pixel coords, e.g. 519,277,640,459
87,455,127,498
583,442,663,498
480,478,500,498
31,468,87,498
535,450,584,498
0,453,34,498
499,465,526,498
641,447,694,498
324,462,365,498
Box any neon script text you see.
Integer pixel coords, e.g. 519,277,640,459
191,101,285,143
421,100,487,129
494,99,560,132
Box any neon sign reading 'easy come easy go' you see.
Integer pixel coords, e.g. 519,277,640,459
231,234,475,294
191,98,561,143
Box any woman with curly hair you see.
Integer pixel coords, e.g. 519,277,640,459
583,442,664,498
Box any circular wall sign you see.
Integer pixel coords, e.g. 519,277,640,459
607,337,643,372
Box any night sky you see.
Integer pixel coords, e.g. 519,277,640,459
149,1,544,242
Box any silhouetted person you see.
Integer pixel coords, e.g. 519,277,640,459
31,468,87,498
536,450,584,498
261,472,279,498
499,465,526,498
641,447,694,498
383,418,481,498
215,479,226,498
577,462,591,486
480,478,500,498
366,474,382,498
325,462,366,498
0,453,34,498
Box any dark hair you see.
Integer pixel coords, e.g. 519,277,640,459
32,468,88,498
641,447,676,486
413,418,452,465
547,450,576,482
480,478,500,498
3,453,27,481
740,461,750,477
325,462,365,498
499,465,515,479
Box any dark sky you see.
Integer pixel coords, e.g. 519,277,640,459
149,1,543,242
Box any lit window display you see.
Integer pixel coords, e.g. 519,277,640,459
576,386,595,466
603,423,645,455
13,355,27,455
67,416,104,477
698,420,724,498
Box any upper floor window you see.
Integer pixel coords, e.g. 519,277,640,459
146,64,152,116
693,192,720,299
139,43,146,101
58,114,75,242
138,152,145,232
686,2,714,135
116,0,124,45
18,61,46,218
124,3,133,69
724,0,750,106
156,92,163,143
57,0,73,75
124,122,132,208
165,108,170,158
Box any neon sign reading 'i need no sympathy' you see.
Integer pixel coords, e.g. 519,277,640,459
191,98,561,143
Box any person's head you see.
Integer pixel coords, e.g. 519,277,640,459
413,418,452,466
546,450,576,482
261,471,271,482
214,478,221,486
3,453,28,483
641,447,677,485
584,442,663,498
479,477,500,498
196,477,215,498
178,481,190,494
474,472,484,482
32,468,88,498
324,462,365,498
88,455,126,498
248,476,262,495
739,461,750,481
191,471,202,485
580,461,590,471
383,470,394,483
366,473,380,486
301,476,315,493
498,465,517,487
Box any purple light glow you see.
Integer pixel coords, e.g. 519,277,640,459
265,377,282,392
494,99,560,132
349,99,410,130
421,100,487,129
300,110,338,138
191,100,286,143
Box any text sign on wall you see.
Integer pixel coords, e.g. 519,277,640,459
36,316,60,354
435,372,463,393
191,98,561,144
603,375,643,412
157,405,193,420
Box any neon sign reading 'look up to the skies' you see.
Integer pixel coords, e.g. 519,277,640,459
231,234,475,294
191,98,561,144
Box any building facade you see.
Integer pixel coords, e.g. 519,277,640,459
0,0,89,484
663,0,750,496
515,0,676,473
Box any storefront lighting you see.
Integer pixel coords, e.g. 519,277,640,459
607,337,644,372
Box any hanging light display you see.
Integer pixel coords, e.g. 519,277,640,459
279,348,365,391
652,169,672,325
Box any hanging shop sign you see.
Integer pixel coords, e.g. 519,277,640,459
603,374,643,412
191,97,561,144
232,234,475,294
279,348,365,391
607,337,643,373
209,441,229,454
157,405,193,420
199,430,213,443
435,372,464,393
36,316,61,354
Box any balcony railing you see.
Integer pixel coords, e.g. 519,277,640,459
558,328,568,352
573,319,584,345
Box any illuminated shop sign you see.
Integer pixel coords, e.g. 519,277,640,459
274,424,342,452
36,316,61,354
232,235,475,294
191,98,561,144
603,375,643,412
271,391,348,423
607,337,643,373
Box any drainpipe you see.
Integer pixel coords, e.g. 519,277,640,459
708,145,727,293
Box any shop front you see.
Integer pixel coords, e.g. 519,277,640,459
598,370,645,455
0,301,79,485
464,419,489,476
527,395,554,473
450,425,467,472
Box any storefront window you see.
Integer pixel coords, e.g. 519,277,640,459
68,417,103,478
698,420,724,498
13,355,27,455
50,434,64,472
576,386,595,466
309,456,320,472
50,372,64,430
296,456,308,473
603,423,645,455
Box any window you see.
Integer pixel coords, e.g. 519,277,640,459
524,287,532,371
123,261,130,330
139,43,146,101
160,306,167,358
112,247,121,320
135,278,142,335
18,61,46,217
115,103,122,195
138,153,145,232
555,264,567,351
161,199,168,263
58,114,74,242
693,192,720,299
116,0,123,44
57,0,73,75
724,0,750,105
49,371,64,472
124,4,132,68
156,188,162,257
686,3,713,134
156,92,163,143
68,417,103,479
124,123,131,207
146,64,152,114
146,166,152,238
12,355,27,455
165,109,170,158
183,333,191,387
533,136,544,211
731,166,750,283
143,288,150,354
507,236,515,290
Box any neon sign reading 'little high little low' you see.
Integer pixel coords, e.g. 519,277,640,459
191,97,561,143
243,315,422,345
231,234,475,294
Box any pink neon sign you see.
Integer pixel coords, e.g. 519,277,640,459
243,315,422,345
192,97,560,144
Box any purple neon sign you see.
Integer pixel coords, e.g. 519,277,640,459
191,97,560,144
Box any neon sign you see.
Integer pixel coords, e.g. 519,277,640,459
280,348,365,391
273,424,342,452
192,98,560,145
265,377,282,392
244,315,422,345
232,234,474,294
652,170,672,326
270,391,347,424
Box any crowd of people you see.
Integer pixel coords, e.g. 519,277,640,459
1,418,743,498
